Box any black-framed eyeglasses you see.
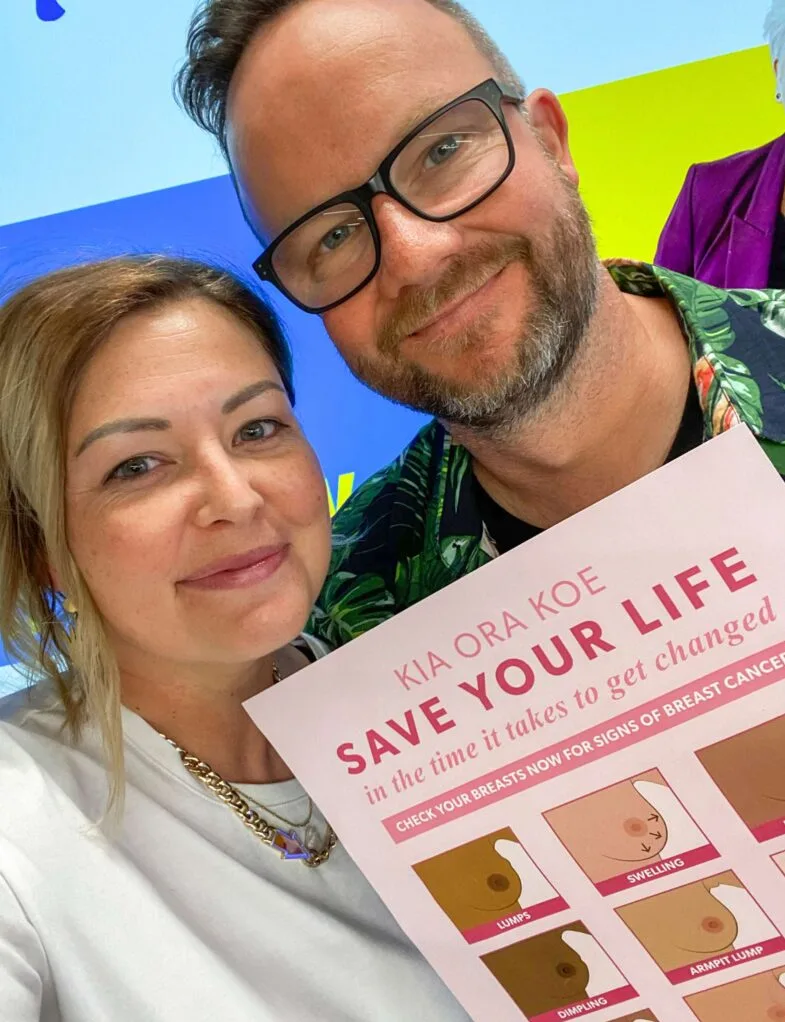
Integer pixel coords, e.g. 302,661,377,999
252,78,523,314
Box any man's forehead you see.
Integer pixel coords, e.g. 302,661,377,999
228,0,496,234
232,0,485,93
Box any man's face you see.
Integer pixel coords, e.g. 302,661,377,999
228,0,600,433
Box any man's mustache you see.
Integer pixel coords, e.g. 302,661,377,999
377,237,533,356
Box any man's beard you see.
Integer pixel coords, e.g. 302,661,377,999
346,174,600,437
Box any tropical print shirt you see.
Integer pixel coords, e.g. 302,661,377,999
309,263,785,648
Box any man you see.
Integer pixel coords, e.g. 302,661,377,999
177,0,785,648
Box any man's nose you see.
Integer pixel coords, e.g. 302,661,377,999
372,195,464,297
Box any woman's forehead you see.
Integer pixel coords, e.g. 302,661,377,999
71,301,278,420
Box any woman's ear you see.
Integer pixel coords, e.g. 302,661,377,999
41,556,64,601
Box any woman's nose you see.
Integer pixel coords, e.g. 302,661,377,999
194,455,264,527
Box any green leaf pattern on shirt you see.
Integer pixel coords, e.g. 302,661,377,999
310,264,785,648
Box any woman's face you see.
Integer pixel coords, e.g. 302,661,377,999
64,297,331,671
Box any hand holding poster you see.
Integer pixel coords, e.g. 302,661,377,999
247,427,785,1022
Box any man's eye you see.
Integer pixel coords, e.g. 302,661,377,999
107,455,157,482
425,134,464,168
236,419,281,443
320,216,364,253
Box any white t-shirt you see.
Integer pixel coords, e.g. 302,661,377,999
0,664,470,1022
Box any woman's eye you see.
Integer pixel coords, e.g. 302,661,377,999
236,419,282,444
424,134,464,168
107,455,158,482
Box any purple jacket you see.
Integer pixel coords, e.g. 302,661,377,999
655,134,785,289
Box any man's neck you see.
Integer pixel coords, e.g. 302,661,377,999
453,271,693,529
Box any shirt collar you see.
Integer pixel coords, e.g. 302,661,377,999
435,260,785,557
609,260,785,443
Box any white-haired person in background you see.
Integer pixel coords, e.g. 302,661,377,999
655,0,785,289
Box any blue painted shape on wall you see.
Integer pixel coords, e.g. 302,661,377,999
36,0,66,21
36,0,65,21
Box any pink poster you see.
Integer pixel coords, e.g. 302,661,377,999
247,427,785,1022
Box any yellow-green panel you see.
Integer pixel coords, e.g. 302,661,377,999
561,46,784,262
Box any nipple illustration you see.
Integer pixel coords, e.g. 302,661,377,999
482,924,591,1016
412,826,566,940
481,920,633,1017
544,771,673,884
544,768,714,894
687,969,785,1021
412,827,523,931
617,874,739,973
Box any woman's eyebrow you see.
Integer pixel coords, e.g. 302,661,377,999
75,418,169,457
74,380,286,458
222,379,284,415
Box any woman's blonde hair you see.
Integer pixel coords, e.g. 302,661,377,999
0,255,293,812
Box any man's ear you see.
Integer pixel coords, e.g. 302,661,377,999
524,88,579,188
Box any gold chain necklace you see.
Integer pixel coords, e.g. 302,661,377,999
238,786,314,830
159,661,336,868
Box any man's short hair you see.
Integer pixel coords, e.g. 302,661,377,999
175,0,526,160
765,0,785,63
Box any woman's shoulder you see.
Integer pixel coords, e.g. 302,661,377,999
0,680,63,732
0,712,58,842
0,683,77,794
0,685,104,856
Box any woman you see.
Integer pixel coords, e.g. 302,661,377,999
0,256,469,1021
655,0,785,288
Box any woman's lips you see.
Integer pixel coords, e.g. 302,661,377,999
179,545,289,591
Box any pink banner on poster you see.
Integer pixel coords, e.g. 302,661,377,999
752,817,785,843
665,937,785,985
531,985,638,1021
383,642,785,842
594,844,720,896
462,895,569,944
